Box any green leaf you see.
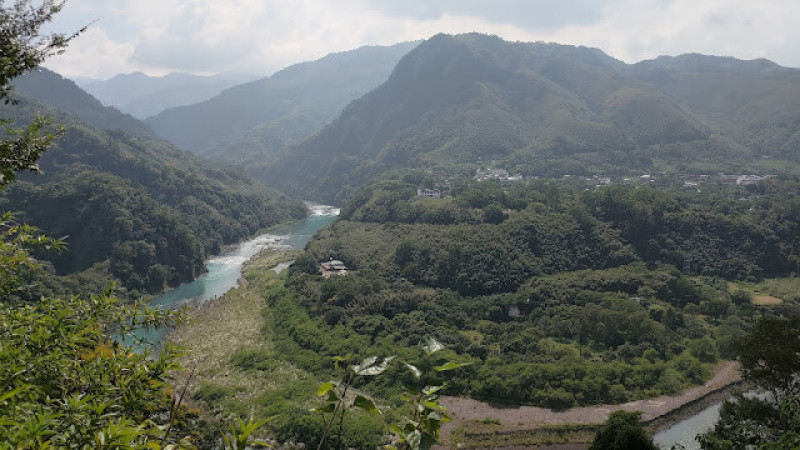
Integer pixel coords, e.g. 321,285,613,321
356,356,395,376
353,394,381,415
0,386,26,403
421,400,446,411
405,430,422,450
421,385,443,396
352,355,378,373
419,432,439,450
317,381,337,397
404,362,422,379
434,361,470,372
311,402,336,414
422,337,444,355
327,390,340,402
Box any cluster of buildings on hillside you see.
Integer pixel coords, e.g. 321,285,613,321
416,188,442,198
474,168,524,182
682,174,775,189
419,168,776,196
567,173,776,189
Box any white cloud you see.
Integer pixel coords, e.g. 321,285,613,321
44,27,138,79
537,0,800,66
38,0,800,79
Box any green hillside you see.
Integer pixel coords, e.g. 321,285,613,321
632,54,800,161
253,171,800,414
258,34,800,204
13,69,155,137
145,42,418,163
1,85,306,298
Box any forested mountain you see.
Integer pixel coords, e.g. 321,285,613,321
76,72,255,119
258,33,800,204
145,42,418,163
1,74,306,297
13,68,155,136
632,54,800,161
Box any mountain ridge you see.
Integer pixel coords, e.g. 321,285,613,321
77,71,255,119
145,41,419,162
2,71,305,297
256,33,800,203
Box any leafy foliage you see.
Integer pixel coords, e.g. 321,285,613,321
699,317,800,448
0,0,84,101
589,411,657,450
0,292,189,448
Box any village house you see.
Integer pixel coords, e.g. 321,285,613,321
320,259,348,276
417,188,442,198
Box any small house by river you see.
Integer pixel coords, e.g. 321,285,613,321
321,259,348,276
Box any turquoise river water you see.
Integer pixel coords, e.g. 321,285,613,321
126,204,338,346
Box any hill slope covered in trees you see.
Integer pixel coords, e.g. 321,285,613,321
2,72,306,297
258,33,800,204
14,69,156,137
145,42,418,164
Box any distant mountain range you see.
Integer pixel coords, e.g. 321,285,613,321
3,68,305,296
144,42,418,164
22,34,800,209
76,72,255,119
14,69,155,137
254,33,800,203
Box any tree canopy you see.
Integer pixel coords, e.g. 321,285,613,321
699,317,800,449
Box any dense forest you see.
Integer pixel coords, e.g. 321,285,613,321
1,83,306,297
236,172,800,412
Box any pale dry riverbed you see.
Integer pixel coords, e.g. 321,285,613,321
168,249,304,411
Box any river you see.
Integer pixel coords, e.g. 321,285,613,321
653,402,721,449
126,203,339,346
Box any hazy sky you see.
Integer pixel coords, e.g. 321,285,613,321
43,0,800,80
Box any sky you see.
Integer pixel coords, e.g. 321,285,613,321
42,0,800,80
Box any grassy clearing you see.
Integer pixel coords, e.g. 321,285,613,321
730,277,800,304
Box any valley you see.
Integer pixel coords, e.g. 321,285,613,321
2,8,800,448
